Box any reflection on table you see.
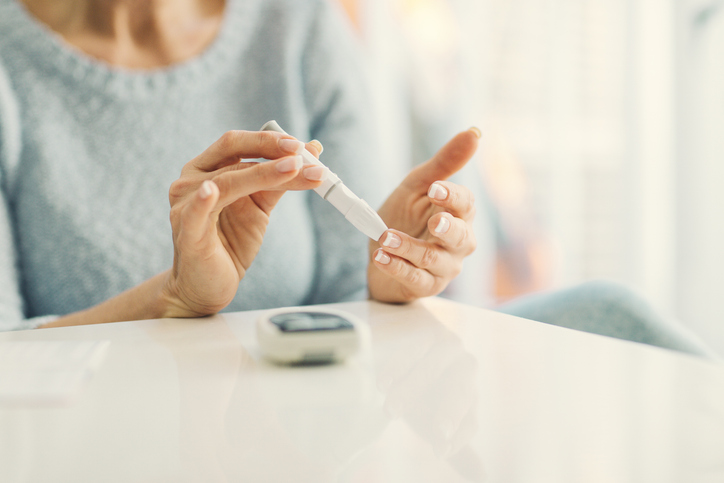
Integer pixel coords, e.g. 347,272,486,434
0,298,723,483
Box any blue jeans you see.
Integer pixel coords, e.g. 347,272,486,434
496,280,720,360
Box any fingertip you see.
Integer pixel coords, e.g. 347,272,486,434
374,249,391,265
302,165,327,181
278,138,305,155
381,231,402,248
199,179,217,200
428,182,449,201
308,139,324,156
468,126,482,139
432,214,451,235
275,155,303,173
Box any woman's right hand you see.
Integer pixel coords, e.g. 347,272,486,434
161,130,324,318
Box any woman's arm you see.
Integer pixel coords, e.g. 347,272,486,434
39,131,324,328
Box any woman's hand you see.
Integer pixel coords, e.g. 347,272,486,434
368,128,480,303
161,130,324,317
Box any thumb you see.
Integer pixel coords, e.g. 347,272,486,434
404,128,481,191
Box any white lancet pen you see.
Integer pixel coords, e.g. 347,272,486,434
261,121,388,241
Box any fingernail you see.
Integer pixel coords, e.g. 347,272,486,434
278,138,305,154
434,215,450,234
374,250,391,265
309,139,324,154
303,166,326,181
382,232,401,248
469,126,482,138
199,180,214,199
428,182,448,201
276,155,302,173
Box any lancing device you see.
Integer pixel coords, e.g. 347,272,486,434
261,120,388,241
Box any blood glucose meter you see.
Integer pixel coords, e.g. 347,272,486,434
256,308,363,364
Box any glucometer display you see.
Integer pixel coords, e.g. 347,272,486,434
257,309,362,364
269,312,354,333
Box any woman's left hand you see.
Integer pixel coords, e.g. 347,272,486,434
368,128,480,303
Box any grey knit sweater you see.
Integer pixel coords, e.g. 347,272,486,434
0,0,385,330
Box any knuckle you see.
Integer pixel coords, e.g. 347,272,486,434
398,238,414,258
254,131,271,152
465,186,475,202
465,190,476,213
168,178,191,204
405,267,423,286
168,180,182,202
447,185,460,205
179,204,195,225
210,173,230,195
419,246,438,268
217,130,238,152
468,203,477,219
451,261,463,278
238,162,267,187
466,230,478,254
388,258,407,279
169,204,183,224
209,162,277,200
179,163,194,177
454,225,470,249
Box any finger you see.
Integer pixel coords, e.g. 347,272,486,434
427,213,476,255
300,165,328,184
219,159,326,191
177,180,220,247
211,155,303,209
372,248,439,299
404,128,481,191
192,130,306,172
379,230,459,278
305,139,323,159
427,181,476,221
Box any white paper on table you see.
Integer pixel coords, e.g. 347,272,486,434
0,340,110,406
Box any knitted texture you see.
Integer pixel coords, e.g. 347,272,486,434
0,0,383,330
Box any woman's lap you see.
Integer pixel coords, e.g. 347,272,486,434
495,280,720,359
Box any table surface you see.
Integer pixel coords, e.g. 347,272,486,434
1,297,723,483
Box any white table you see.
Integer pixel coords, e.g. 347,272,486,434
1,298,723,483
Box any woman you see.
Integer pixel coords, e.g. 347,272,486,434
0,0,478,329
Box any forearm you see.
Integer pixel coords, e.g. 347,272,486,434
38,270,178,328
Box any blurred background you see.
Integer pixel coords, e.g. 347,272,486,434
334,0,724,356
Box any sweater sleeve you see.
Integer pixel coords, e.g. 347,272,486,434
299,1,391,304
0,59,55,331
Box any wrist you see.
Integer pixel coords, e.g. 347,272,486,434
37,271,201,328
157,270,222,318
129,270,197,320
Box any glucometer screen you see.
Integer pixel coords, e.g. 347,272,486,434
269,312,354,333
